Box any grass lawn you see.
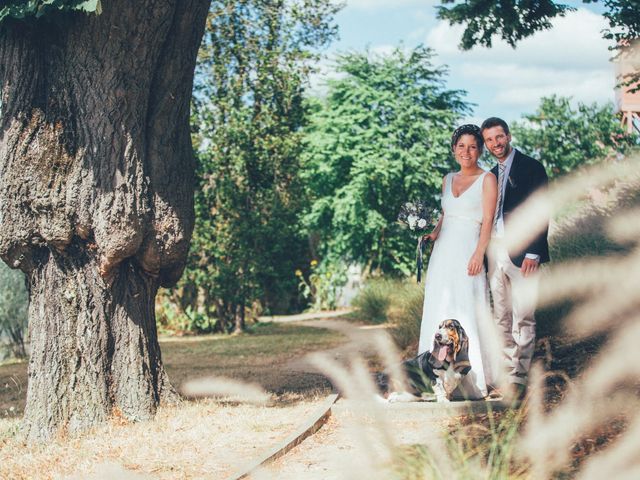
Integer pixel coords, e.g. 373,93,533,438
0,321,346,479
164,321,345,399
1,321,345,419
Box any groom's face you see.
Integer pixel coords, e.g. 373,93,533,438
482,126,512,161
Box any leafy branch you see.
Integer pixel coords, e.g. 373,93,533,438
0,0,102,23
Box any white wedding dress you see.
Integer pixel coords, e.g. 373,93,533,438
418,171,499,399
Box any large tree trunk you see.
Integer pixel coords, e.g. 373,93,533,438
0,0,210,441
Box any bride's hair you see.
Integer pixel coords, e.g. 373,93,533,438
451,124,484,151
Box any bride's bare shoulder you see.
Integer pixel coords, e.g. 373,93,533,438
482,171,497,190
483,170,497,183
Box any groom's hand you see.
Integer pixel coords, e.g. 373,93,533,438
521,258,539,277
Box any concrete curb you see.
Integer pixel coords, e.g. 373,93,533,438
373,398,509,416
226,393,340,480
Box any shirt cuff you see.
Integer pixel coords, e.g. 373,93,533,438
525,253,540,262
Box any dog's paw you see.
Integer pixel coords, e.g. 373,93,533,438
387,391,419,403
419,392,437,402
387,391,402,403
434,385,450,403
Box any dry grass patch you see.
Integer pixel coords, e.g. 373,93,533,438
0,321,346,478
0,360,27,419
0,396,327,479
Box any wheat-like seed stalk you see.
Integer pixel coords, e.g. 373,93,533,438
512,154,640,479
181,376,272,405
504,155,640,255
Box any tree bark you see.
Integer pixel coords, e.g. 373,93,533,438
0,0,210,441
233,302,245,334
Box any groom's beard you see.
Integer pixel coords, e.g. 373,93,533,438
490,144,512,161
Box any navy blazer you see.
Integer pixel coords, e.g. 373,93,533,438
491,149,550,267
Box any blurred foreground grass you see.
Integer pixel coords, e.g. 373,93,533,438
347,157,640,479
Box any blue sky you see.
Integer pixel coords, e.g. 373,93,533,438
312,0,616,125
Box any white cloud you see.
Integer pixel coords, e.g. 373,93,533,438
493,69,612,106
425,8,617,119
428,9,611,70
346,0,435,11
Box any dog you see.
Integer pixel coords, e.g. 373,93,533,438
381,319,471,403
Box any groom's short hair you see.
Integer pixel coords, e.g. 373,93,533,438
481,117,510,135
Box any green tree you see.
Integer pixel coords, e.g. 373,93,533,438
303,46,470,277
0,0,102,21
180,0,339,332
512,96,636,177
437,0,640,90
0,261,28,359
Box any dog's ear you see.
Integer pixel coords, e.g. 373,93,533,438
452,321,466,360
450,325,460,357
453,333,471,374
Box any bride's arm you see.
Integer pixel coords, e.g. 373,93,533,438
423,175,447,242
467,173,498,275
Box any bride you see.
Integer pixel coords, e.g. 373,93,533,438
418,124,499,399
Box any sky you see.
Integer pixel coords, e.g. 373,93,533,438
312,0,617,125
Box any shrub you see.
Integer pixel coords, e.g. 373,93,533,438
387,281,424,353
352,277,425,353
155,289,219,335
351,278,395,324
297,260,348,312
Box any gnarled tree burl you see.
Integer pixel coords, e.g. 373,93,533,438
0,0,210,441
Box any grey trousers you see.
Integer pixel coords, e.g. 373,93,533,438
487,242,540,386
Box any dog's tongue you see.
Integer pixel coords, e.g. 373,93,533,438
438,345,449,362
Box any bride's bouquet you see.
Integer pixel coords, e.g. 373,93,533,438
397,200,433,233
397,201,437,282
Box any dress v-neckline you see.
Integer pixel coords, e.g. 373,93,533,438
450,172,484,199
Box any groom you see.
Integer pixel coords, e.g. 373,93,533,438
481,117,549,400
